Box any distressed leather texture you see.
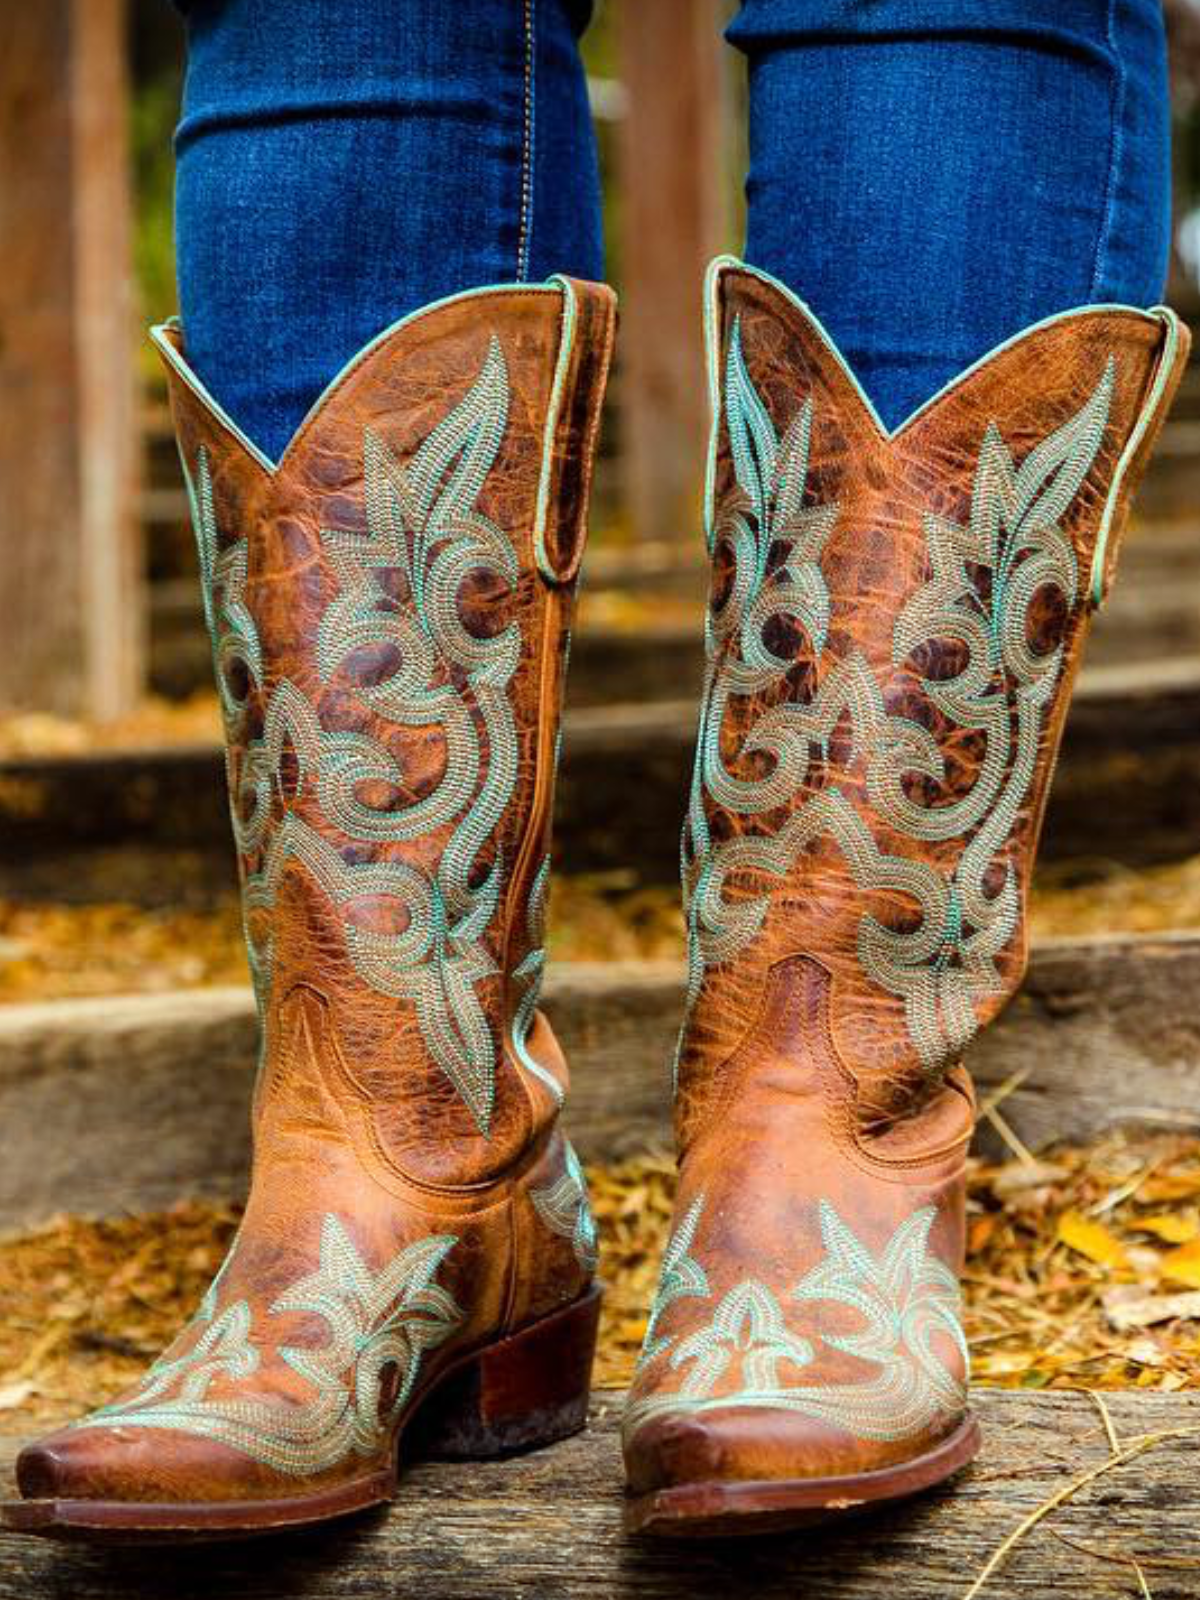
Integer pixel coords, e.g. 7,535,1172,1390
623,262,1188,1498
17,280,617,1510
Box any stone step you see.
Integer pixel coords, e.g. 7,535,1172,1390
1,1388,1198,1596
3,658,1200,904
1,932,1197,1228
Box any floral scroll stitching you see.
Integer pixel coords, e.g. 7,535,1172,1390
188,337,532,1134
637,1196,710,1368
679,319,1113,1074
76,1217,462,1476
625,1198,967,1444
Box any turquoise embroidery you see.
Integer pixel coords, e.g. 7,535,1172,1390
76,1217,462,1476
188,339,528,1134
670,1280,814,1395
530,1142,598,1272
182,447,262,730
115,1276,256,1410
680,323,837,1046
681,321,1113,1072
637,1196,709,1367
625,1200,967,1444
511,855,563,1104
875,365,1109,1064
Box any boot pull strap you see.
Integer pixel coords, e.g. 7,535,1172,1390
1090,306,1190,608
533,276,618,586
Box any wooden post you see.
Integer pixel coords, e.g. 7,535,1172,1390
615,0,730,546
0,0,142,720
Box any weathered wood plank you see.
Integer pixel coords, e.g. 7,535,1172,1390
615,0,728,547
0,986,258,1223
70,0,143,721
1,1389,1197,1597
0,0,142,720
1127,422,1200,518
2,934,1199,1226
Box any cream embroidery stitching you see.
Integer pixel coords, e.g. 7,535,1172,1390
637,1196,709,1368
530,1142,598,1272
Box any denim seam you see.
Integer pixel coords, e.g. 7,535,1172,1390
517,0,537,281
1089,0,1124,300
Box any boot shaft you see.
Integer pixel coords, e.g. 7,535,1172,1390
154,280,616,1185
678,259,1187,1148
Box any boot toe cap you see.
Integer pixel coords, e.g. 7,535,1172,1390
623,1399,970,1497
16,1420,286,1507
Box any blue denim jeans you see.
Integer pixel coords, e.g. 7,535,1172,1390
175,0,1170,455
175,0,602,461
730,0,1171,427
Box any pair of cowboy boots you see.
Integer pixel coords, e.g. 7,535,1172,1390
4,260,1186,1541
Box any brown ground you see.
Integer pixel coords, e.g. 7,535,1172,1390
3,1131,1200,1432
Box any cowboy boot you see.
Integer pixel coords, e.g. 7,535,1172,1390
6,276,616,1541
622,257,1187,1537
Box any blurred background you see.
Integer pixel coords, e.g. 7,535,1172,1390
4,0,1200,1462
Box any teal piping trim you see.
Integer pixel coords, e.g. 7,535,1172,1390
701,258,726,556
1089,306,1183,605
150,317,274,475
709,255,1176,444
532,274,580,583
149,279,568,478
705,255,1183,611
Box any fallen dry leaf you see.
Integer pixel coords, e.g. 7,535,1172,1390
1137,1212,1200,1245
1125,1336,1170,1368
1161,1238,1200,1289
1057,1210,1128,1269
1102,1287,1200,1332
989,1160,1070,1198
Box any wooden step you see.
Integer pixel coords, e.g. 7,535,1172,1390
508,657,1200,880
4,657,1200,903
1,932,1198,1228
2,1388,1198,1596
145,519,1200,703
150,589,1200,705
1128,454,1200,520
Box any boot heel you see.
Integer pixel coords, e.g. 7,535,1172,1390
407,1285,602,1461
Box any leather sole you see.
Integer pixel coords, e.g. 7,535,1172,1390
624,1412,981,1538
1,1284,602,1545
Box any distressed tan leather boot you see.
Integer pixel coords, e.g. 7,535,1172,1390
622,257,1187,1537
6,277,615,1541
